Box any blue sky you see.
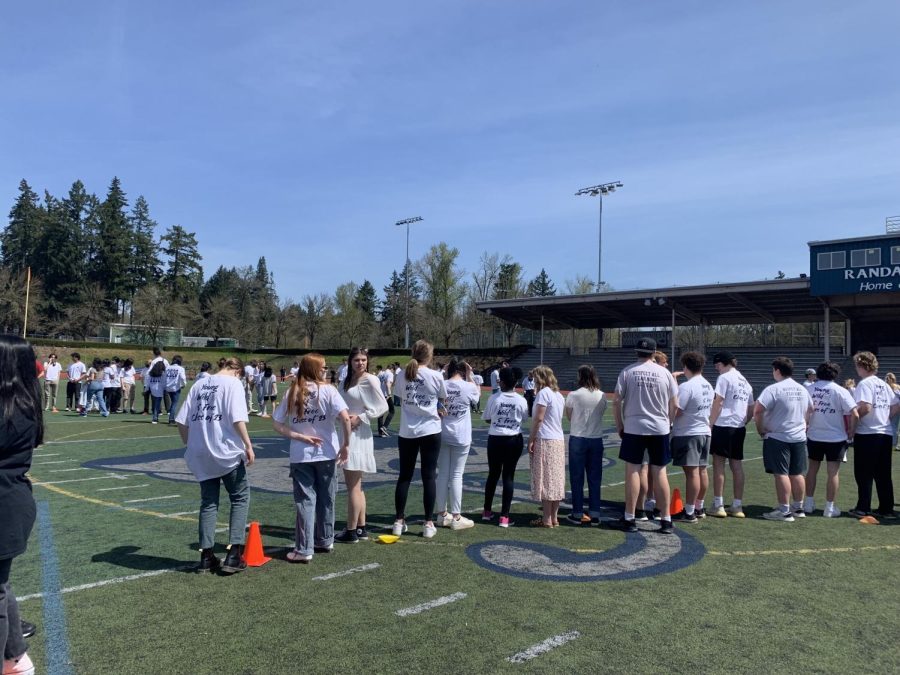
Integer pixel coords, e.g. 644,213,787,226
3,1,899,300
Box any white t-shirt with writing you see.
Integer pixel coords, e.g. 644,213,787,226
756,378,812,443
121,367,136,385
673,375,714,437
175,375,249,482
854,375,895,435
490,369,500,392
272,383,348,463
534,387,565,440
441,379,480,445
483,391,528,436
615,361,678,436
378,370,394,397
165,364,187,392
564,388,607,438
102,366,116,388
807,380,856,443
67,361,86,382
713,368,754,428
44,362,62,382
395,367,447,438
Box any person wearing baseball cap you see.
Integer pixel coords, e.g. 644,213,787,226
803,368,817,391
608,337,679,534
708,351,754,518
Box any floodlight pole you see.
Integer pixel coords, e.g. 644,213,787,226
396,216,423,349
575,181,623,292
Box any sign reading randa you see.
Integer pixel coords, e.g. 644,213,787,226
842,265,900,292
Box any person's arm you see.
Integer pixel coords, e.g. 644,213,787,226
857,402,871,418
847,408,859,438
753,402,767,438
177,422,189,444
272,419,322,447
336,409,351,466
529,403,547,454
709,394,724,427
613,395,624,437
233,420,254,465
669,396,678,424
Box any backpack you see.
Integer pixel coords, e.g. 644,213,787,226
149,360,166,378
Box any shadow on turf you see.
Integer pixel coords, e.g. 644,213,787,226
91,546,195,572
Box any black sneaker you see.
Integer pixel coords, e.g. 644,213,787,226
20,620,36,638
635,510,649,522
696,507,707,519
672,510,698,524
607,517,638,533
220,545,246,574
197,548,222,574
590,517,600,526
650,508,661,521
313,545,334,554
876,510,899,520
658,519,674,534
335,529,359,544
565,512,585,525
356,527,369,541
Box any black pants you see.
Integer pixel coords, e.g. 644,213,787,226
379,397,395,430
0,557,27,661
65,381,81,409
142,388,150,414
524,390,535,417
854,433,894,514
395,433,441,521
484,434,524,517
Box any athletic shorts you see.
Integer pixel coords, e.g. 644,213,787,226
619,433,671,466
672,435,710,467
763,438,808,476
711,425,746,460
807,440,846,463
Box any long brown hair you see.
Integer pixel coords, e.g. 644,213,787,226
405,340,433,381
288,353,327,419
343,347,369,391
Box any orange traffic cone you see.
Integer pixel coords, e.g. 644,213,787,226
242,521,271,567
670,488,684,516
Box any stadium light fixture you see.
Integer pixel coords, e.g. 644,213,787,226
395,216,424,349
575,181,623,291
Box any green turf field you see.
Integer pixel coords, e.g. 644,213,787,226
14,392,900,674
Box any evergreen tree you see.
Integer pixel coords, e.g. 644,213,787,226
37,190,85,320
355,279,378,320
160,224,203,303
2,179,43,271
92,177,132,319
526,268,556,297
127,196,162,320
381,269,420,347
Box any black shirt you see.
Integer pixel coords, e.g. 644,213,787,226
0,415,40,559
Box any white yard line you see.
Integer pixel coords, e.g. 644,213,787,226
123,495,180,504
164,510,200,517
395,592,467,617
313,563,381,582
507,631,581,664
33,453,61,457
45,434,178,445
18,567,187,603
32,474,129,486
31,459,75,465
47,467,90,473
96,483,149,492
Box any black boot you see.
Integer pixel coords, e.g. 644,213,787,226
21,619,36,638
197,548,221,574
220,544,246,575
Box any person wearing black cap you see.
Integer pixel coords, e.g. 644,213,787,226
709,351,754,518
608,337,678,534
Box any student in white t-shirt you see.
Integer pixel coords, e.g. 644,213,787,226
754,357,813,522
490,361,509,395
522,371,536,417
165,356,188,425
65,352,87,412
436,359,480,531
529,365,566,528
564,365,608,525
121,358,137,414
243,360,258,412
175,356,254,574
273,354,351,562
471,372,484,413
392,340,448,539
804,361,858,518
850,351,900,518
482,367,528,527
145,358,168,424
42,353,62,412
671,352,714,524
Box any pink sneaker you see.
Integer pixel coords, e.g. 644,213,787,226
3,652,34,675
499,516,512,528
481,510,494,521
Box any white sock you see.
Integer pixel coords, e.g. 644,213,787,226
791,501,802,511
645,499,656,511
780,504,791,514
685,505,695,515
732,498,742,508
713,496,724,508
624,512,635,521
695,499,704,510
826,500,835,510
804,496,814,507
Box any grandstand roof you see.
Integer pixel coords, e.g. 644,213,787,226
476,277,832,330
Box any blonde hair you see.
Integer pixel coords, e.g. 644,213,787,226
532,365,559,393
651,351,668,366
853,351,878,374
843,378,856,389
886,372,899,391
220,356,243,372
289,353,327,419
405,340,433,381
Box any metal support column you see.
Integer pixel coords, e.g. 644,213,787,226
540,315,545,365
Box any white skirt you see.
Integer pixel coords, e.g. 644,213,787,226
344,423,377,473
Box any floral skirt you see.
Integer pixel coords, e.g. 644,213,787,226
530,438,566,501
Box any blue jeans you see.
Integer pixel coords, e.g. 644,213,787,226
151,395,163,422
290,461,337,555
166,389,182,422
568,436,604,517
84,383,108,416
198,463,249,549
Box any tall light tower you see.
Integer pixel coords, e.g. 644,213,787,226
396,216,423,348
575,181,623,291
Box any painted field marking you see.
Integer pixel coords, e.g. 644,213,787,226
164,510,200,517
49,422,136,443
96,483,150,492
32,459,76,465
507,630,581,664
395,592,467,617
601,454,763,488
32,474,129,486
313,563,381,581
709,544,900,557
34,483,198,524
18,566,187,603
123,494,181,504
33,452,61,457
36,501,73,673
46,433,180,445
47,467,90,473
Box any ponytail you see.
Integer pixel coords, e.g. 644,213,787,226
290,353,326,419
406,339,433,380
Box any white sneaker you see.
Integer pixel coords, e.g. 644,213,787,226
803,497,815,514
726,505,745,518
392,520,408,536
2,652,34,675
435,512,454,528
762,509,795,522
823,505,842,518
422,522,437,539
450,515,475,530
